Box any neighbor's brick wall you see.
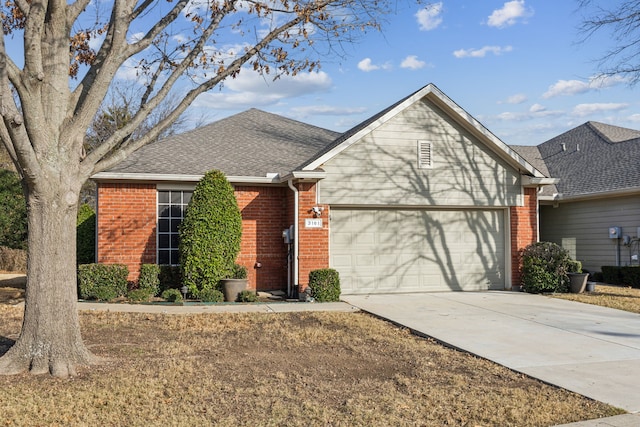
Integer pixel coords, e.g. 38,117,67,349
97,183,157,281
296,182,329,292
235,186,289,291
510,187,538,287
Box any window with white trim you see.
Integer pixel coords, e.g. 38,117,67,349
157,190,192,265
417,140,433,169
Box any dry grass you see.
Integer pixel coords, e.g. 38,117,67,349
552,284,640,314
0,247,27,272
0,305,622,427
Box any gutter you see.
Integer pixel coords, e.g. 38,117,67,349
539,186,640,203
91,172,282,184
287,179,299,298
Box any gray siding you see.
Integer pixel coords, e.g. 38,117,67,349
540,196,640,272
318,98,522,207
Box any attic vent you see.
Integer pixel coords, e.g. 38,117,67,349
417,141,433,169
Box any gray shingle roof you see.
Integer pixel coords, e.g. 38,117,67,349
107,108,340,178
514,121,640,198
510,145,557,197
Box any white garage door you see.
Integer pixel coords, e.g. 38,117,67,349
330,208,506,294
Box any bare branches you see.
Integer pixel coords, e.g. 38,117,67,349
579,0,640,84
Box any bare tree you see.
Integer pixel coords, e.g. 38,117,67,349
578,0,640,83
0,0,394,377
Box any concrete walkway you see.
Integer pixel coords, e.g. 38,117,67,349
342,291,640,424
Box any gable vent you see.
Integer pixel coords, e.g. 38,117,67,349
417,141,432,169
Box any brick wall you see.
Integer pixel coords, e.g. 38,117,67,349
296,182,329,292
235,186,289,291
97,183,157,281
510,187,538,287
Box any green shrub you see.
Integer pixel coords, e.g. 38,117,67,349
602,266,640,288
238,290,257,302
138,264,160,296
179,169,242,296
78,263,128,301
76,203,96,264
231,263,248,279
308,268,341,302
159,265,182,292
127,288,154,302
161,288,183,303
0,169,27,250
198,288,224,303
601,266,624,285
520,242,573,294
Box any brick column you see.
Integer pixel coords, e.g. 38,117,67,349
296,182,329,292
97,183,157,281
510,187,538,287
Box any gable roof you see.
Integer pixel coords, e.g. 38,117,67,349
301,83,546,179
96,108,340,181
94,84,549,184
514,121,640,200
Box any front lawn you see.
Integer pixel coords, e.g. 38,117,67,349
0,305,622,426
552,284,640,314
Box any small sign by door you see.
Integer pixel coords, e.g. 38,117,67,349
305,218,323,228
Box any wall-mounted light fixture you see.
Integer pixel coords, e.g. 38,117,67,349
311,206,324,217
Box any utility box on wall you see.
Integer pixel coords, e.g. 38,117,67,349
609,226,621,239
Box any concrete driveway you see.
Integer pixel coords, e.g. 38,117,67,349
342,291,640,414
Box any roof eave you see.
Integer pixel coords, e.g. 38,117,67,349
91,172,283,185
540,186,640,203
521,176,559,188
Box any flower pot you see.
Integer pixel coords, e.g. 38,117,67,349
568,273,589,293
220,279,248,302
586,281,596,292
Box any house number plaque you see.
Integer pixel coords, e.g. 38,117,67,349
305,218,323,228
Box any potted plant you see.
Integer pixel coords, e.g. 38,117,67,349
567,260,589,293
220,263,248,302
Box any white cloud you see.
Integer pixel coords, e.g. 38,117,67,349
192,68,333,110
453,45,513,58
416,2,443,31
289,105,367,119
628,114,640,122
543,75,627,98
487,0,533,28
572,103,629,117
400,55,427,70
499,93,527,104
529,103,546,113
357,58,391,72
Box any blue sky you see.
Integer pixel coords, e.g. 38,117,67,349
185,0,640,146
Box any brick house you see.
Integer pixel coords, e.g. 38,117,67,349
93,84,555,295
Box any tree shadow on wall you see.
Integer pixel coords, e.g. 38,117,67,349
330,98,520,292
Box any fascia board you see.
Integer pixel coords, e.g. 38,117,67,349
547,186,640,203
91,172,282,184
521,176,560,187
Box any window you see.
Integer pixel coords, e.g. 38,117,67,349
417,140,433,169
157,190,192,265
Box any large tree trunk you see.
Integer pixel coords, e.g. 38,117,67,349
0,186,97,377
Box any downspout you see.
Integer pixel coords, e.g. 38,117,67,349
287,179,299,298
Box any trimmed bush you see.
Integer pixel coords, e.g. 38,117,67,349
308,268,341,302
179,169,242,296
76,203,96,265
198,288,224,303
0,169,27,250
238,290,258,302
601,266,640,288
231,263,248,279
521,242,573,294
127,288,154,302
159,265,182,293
78,263,128,301
138,264,160,296
161,288,183,303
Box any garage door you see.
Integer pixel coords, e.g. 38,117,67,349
330,208,506,294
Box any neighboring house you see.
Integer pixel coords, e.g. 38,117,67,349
93,84,553,294
512,121,640,273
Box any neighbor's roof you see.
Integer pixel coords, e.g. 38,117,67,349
514,121,640,200
99,108,340,180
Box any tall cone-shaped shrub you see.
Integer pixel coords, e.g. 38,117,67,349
179,170,242,296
